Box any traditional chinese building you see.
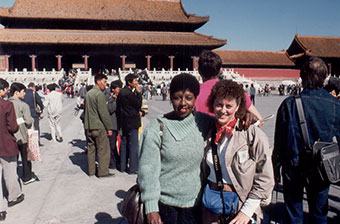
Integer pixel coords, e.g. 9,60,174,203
286,34,340,76
0,0,226,72
214,34,340,81
214,50,300,81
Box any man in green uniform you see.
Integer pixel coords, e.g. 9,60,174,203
84,73,114,178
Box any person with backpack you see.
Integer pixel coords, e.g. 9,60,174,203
273,57,340,223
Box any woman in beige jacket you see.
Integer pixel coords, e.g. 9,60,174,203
202,80,274,224
9,82,38,185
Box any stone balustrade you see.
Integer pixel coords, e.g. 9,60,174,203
0,68,261,90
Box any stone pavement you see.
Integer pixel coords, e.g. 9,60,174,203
3,94,339,223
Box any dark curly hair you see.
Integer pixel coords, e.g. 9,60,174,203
170,73,200,98
206,80,246,119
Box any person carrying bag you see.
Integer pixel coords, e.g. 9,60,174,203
202,125,240,223
201,80,274,224
295,95,340,184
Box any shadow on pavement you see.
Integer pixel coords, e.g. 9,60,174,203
115,190,127,199
41,132,52,141
69,139,87,151
95,212,127,224
69,152,88,175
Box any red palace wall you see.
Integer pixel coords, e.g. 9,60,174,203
226,68,300,80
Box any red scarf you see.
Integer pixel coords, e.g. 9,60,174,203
214,117,237,144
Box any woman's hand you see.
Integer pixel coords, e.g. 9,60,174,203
146,212,162,224
229,211,251,224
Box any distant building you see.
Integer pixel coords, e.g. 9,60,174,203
0,0,226,72
214,34,340,82
286,34,340,76
214,49,300,81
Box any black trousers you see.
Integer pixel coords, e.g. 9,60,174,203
159,201,201,224
18,143,32,182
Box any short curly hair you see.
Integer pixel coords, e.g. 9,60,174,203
206,80,246,119
170,73,200,98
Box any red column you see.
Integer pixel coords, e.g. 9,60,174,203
169,56,174,70
56,55,62,71
30,55,36,71
4,55,10,71
146,55,151,70
120,55,126,70
191,56,198,70
83,55,89,70
328,63,332,75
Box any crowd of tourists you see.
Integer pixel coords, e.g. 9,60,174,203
0,79,65,221
77,51,339,223
0,50,339,223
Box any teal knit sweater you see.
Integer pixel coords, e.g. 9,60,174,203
138,112,214,214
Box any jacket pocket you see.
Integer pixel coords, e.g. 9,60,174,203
236,148,256,173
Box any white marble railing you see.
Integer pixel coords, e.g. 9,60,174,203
0,68,64,86
74,69,93,85
0,68,261,90
118,68,202,85
0,68,93,87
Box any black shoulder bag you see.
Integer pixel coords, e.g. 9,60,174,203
295,95,340,184
121,119,163,224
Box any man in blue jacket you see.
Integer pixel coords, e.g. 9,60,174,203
24,82,44,146
273,57,340,224
117,74,142,174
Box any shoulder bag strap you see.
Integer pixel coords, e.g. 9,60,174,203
157,119,164,148
295,95,311,149
210,126,229,217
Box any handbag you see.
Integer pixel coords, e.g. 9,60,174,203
202,184,239,215
33,92,42,114
202,126,239,221
295,95,340,184
27,128,42,161
120,119,164,224
121,184,145,224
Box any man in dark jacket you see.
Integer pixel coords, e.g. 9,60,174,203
84,74,114,178
117,73,142,174
0,79,24,221
24,82,44,146
273,57,340,223
106,80,123,169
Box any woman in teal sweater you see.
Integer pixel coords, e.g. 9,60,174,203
138,73,213,224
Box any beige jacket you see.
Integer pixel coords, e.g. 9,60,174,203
8,97,34,145
203,122,274,221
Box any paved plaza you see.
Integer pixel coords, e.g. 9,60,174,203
3,94,340,223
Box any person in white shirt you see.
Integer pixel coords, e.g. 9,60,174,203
44,84,63,143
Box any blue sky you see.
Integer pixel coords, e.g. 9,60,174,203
1,0,339,51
